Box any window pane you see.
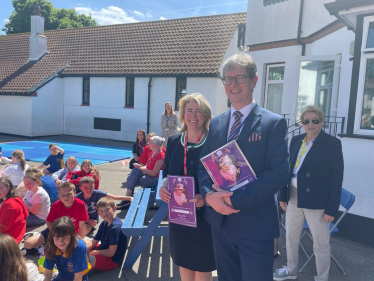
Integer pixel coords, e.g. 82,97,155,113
175,77,187,107
360,58,374,130
126,77,134,107
83,78,90,105
268,66,284,80
266,84,283,114
366,22,374,49
297,61,334,119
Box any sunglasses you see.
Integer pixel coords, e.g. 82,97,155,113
301,119,321,125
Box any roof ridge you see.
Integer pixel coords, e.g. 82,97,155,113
0,12,246,37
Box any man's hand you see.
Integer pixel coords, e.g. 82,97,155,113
323,214,334,223
206,185,239,215
211,184,233,207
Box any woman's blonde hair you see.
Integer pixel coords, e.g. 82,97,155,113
0,234,28,281
64,156,79,169
300,105,325,123
164,102,174,115
24,167,43,186
178,93,212,133
11,150,26,172
44,216,78,260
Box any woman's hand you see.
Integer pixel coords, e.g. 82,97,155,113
133,163,142,170
323,214,334,223
159,186,171,203
279,201,287,212
189,193,205,208
55,178,61,187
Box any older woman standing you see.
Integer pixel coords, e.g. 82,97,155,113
159,93,215,281
117,136,165,209
273,106,344,281
161,102,178,148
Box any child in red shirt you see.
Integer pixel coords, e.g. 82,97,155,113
0,178,28,243
67,159,100,190
24,181,88,250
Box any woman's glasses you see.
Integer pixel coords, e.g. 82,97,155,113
301,119,321,125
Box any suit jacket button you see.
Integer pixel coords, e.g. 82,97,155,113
306,188,310,192
307,173,310,177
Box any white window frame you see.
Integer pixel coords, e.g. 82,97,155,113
264,63,285,115
293,55,341,125
354,15,374,135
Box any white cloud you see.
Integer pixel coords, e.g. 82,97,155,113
146,12,152,18
133,10,145,18
75,6,138,26
160,16,167,20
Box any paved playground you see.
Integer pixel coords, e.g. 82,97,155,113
1,134,374,280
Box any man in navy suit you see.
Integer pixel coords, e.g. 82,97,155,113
198,53,289,281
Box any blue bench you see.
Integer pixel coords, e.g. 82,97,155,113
121,173,169,269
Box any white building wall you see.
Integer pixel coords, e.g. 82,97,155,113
246,0,301,45
149,77,176,136
0,96,32,136
31,78,64,136
63,77,148,142
340,138,374,219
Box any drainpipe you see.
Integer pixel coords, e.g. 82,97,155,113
297,0,305,56
146,77,153,134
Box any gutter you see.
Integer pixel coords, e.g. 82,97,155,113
147,77,153,134
297,0,305,56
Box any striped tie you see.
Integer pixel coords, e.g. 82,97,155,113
228,111,244,141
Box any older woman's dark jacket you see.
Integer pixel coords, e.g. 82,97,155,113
279,130,344,217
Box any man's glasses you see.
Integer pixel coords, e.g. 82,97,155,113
301,119,321,125
222,75,248,86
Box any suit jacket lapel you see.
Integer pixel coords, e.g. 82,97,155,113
220,110,231,145
236,103,261,146
300,130,326,169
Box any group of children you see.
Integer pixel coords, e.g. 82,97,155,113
0,142,133,280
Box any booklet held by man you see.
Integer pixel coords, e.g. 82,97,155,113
167,175,197,228
200,140,257,192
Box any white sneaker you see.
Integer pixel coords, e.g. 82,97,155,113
273,266,297,280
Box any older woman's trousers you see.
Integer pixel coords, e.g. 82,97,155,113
285,186,331,281
126,168,158,191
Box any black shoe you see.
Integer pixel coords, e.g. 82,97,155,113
117,202,131,210
116,200,128,207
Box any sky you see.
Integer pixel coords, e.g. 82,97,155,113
0,0,248,35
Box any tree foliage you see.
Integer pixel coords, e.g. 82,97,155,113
2,0,97,34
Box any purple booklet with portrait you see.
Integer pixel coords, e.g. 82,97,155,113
200,140,257,191
167,175,197,228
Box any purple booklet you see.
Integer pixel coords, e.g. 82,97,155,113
167,175,197,228
200,140,257,191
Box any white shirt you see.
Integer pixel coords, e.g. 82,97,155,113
227,100,255,140
2,162,30,186
24,186,50,220
291,140,314,188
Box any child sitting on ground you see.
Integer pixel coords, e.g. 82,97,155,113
84,197,127,272
1,150,29,187
38,143,65,175
76,176,132,235
52,156,80,188
23,167,51,226
0,178,28,243
24,182,88,251
67,159,100,191
43,216,91,281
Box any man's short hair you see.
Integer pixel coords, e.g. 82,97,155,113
222,53,257,79
97,197,116,210
79,176,95,186
48,143,56,149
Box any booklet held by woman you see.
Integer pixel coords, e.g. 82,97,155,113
167,175,197,228
200,140,257,192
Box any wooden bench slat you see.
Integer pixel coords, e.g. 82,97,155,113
133,188,151,229
121,189,143,229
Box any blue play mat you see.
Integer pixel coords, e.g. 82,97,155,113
0,140,132,165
